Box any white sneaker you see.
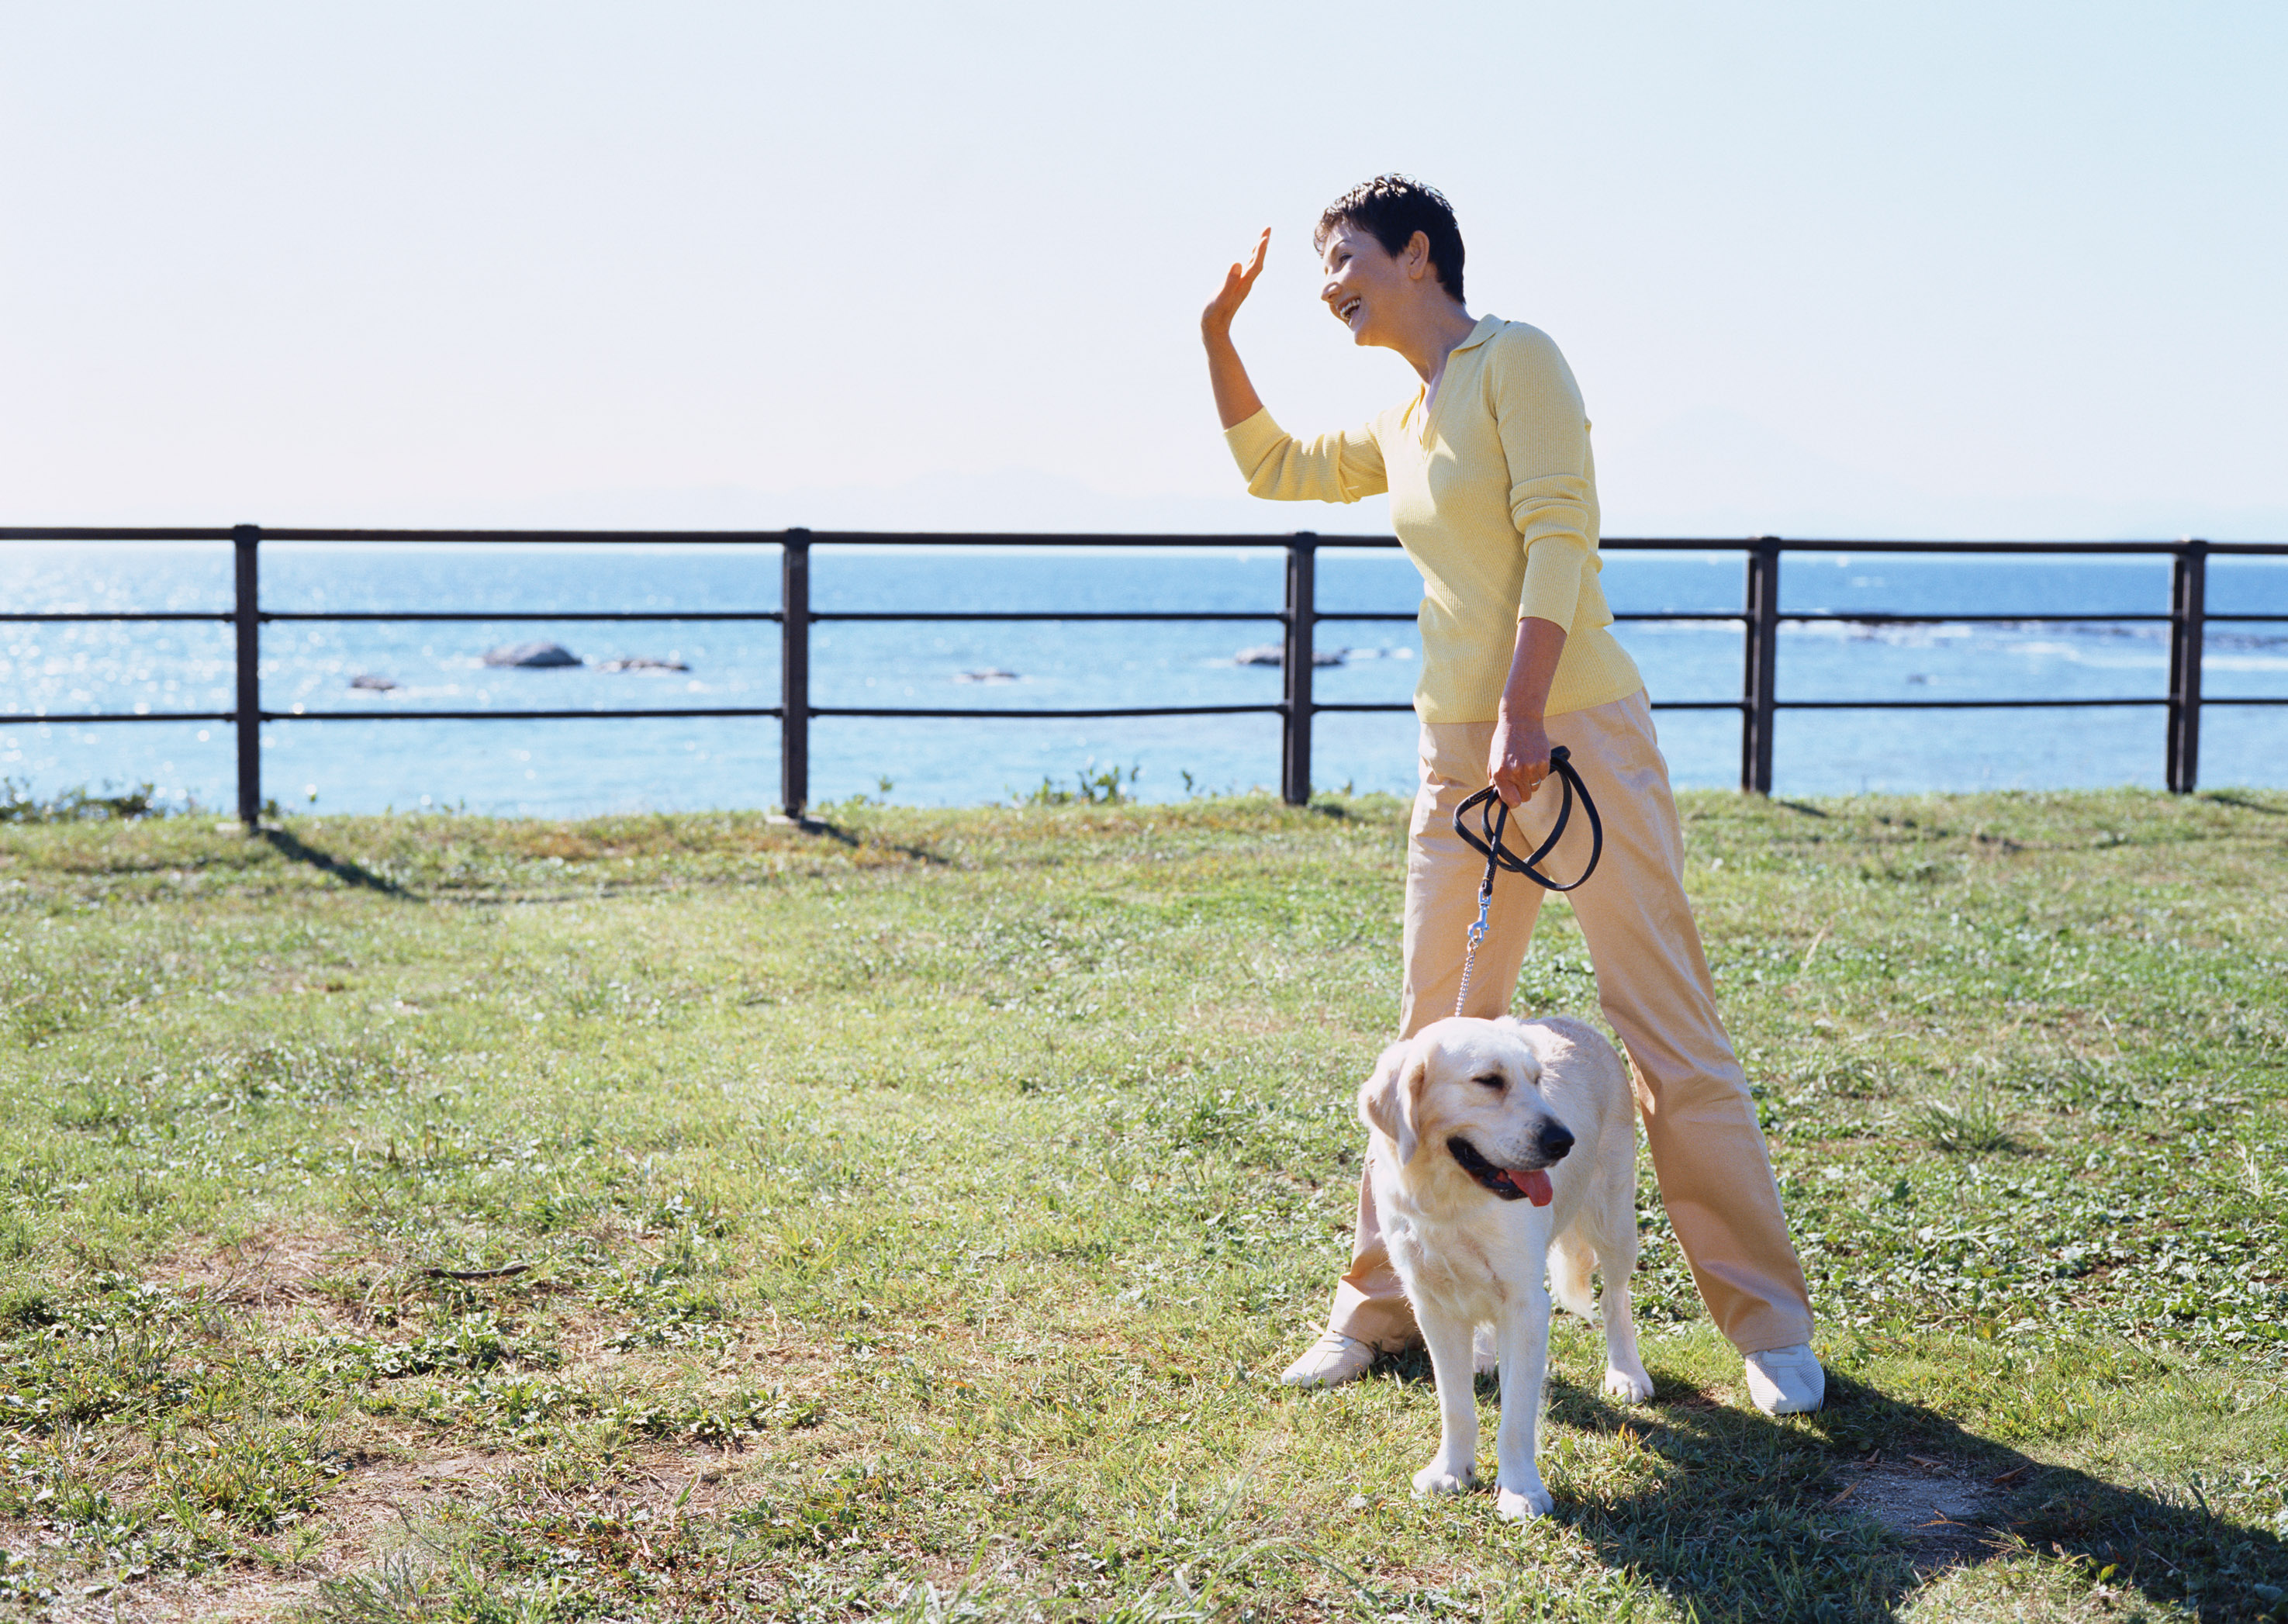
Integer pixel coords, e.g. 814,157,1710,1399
1744,1343,1826,1415
1278,1330,1376,1388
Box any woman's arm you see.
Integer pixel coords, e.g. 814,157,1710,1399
1481,329,1593,802
1206,229,1388,502
1202,229,1270,428
1490,329,1597,641
1488,616,1567,805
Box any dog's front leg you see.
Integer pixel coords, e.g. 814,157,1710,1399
1410,1305,1478,1496
1492,1277,1555,1520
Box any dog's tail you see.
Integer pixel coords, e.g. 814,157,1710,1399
1547,1231,1599,1322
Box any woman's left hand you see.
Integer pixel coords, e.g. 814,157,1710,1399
1488,711,1552,807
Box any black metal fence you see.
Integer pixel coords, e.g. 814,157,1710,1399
5,527,2283,826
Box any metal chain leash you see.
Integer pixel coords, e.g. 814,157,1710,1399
1453,884,1497,1019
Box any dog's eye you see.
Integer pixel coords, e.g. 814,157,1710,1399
1472,1073,1504,1091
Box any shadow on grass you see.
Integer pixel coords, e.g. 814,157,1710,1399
1360,1353,2287,1621
259,828,420,899
2203,791,2286,817
793,817,949,865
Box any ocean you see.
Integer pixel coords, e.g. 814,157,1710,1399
4,542,2283,815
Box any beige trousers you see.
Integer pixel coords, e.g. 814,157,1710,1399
1329,690,1815,1356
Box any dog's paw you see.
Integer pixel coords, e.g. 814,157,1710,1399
1412,1463,1474,1497
1495,1481,1554,1521
1604,1364,1654,1405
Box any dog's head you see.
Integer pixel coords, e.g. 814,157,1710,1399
1357,1017,1576,1208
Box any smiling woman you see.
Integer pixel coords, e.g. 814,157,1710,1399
1201,174,1825,1417
1313,174,1468,342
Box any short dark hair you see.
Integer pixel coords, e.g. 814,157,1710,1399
1315,174,1465,302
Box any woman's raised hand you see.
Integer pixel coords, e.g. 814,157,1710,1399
1202,228,1271,428
1202,229,1271,338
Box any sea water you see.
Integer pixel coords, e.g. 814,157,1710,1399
3,542,2283,814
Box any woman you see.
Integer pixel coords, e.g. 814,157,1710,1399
1201,175,1823,1415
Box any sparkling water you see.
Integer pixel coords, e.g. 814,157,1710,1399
4,542,2283,814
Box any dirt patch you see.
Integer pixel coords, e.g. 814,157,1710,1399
1827,1453,2007,1570
5,1450,522,1624
36,1568,325,1624
313,1443,765,1568
316,1445,520,1559
150,1226,372,1327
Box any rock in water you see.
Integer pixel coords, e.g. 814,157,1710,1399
1234,644,1348,668
596,655,690,672
349,673,399,691
483,641,581,668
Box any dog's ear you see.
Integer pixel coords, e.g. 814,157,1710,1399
1357,1042,1410,1157
1358,1040,1429,1165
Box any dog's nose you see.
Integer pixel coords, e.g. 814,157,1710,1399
1536,1121,1574,1162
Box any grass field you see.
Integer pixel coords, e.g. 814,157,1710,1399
2,786,2285,1622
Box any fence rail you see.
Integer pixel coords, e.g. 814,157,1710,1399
5,526,2283,825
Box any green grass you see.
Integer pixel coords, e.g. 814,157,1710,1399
1,788,2284,1622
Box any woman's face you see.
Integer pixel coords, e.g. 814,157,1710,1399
1319,219,1412,347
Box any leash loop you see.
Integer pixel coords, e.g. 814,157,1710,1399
1450,745,1605,1018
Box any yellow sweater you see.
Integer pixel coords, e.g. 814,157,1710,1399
1224,315,1643,723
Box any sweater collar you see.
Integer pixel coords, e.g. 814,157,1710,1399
1450,314,1502,357
1401,316,1504,436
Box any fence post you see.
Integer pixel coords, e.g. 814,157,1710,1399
1740,537,1781,795
1282,533,1317,805
780,529,810,817
233,523,262,828
2167,538,2207,794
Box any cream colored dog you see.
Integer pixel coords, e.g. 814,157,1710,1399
1359,1014,1654,1520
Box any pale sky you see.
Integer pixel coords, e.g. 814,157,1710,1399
5,1,2283,540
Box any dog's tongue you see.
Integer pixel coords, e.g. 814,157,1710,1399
1508,1168,1554,1207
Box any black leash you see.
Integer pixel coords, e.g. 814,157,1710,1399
1450,745,1605,1017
